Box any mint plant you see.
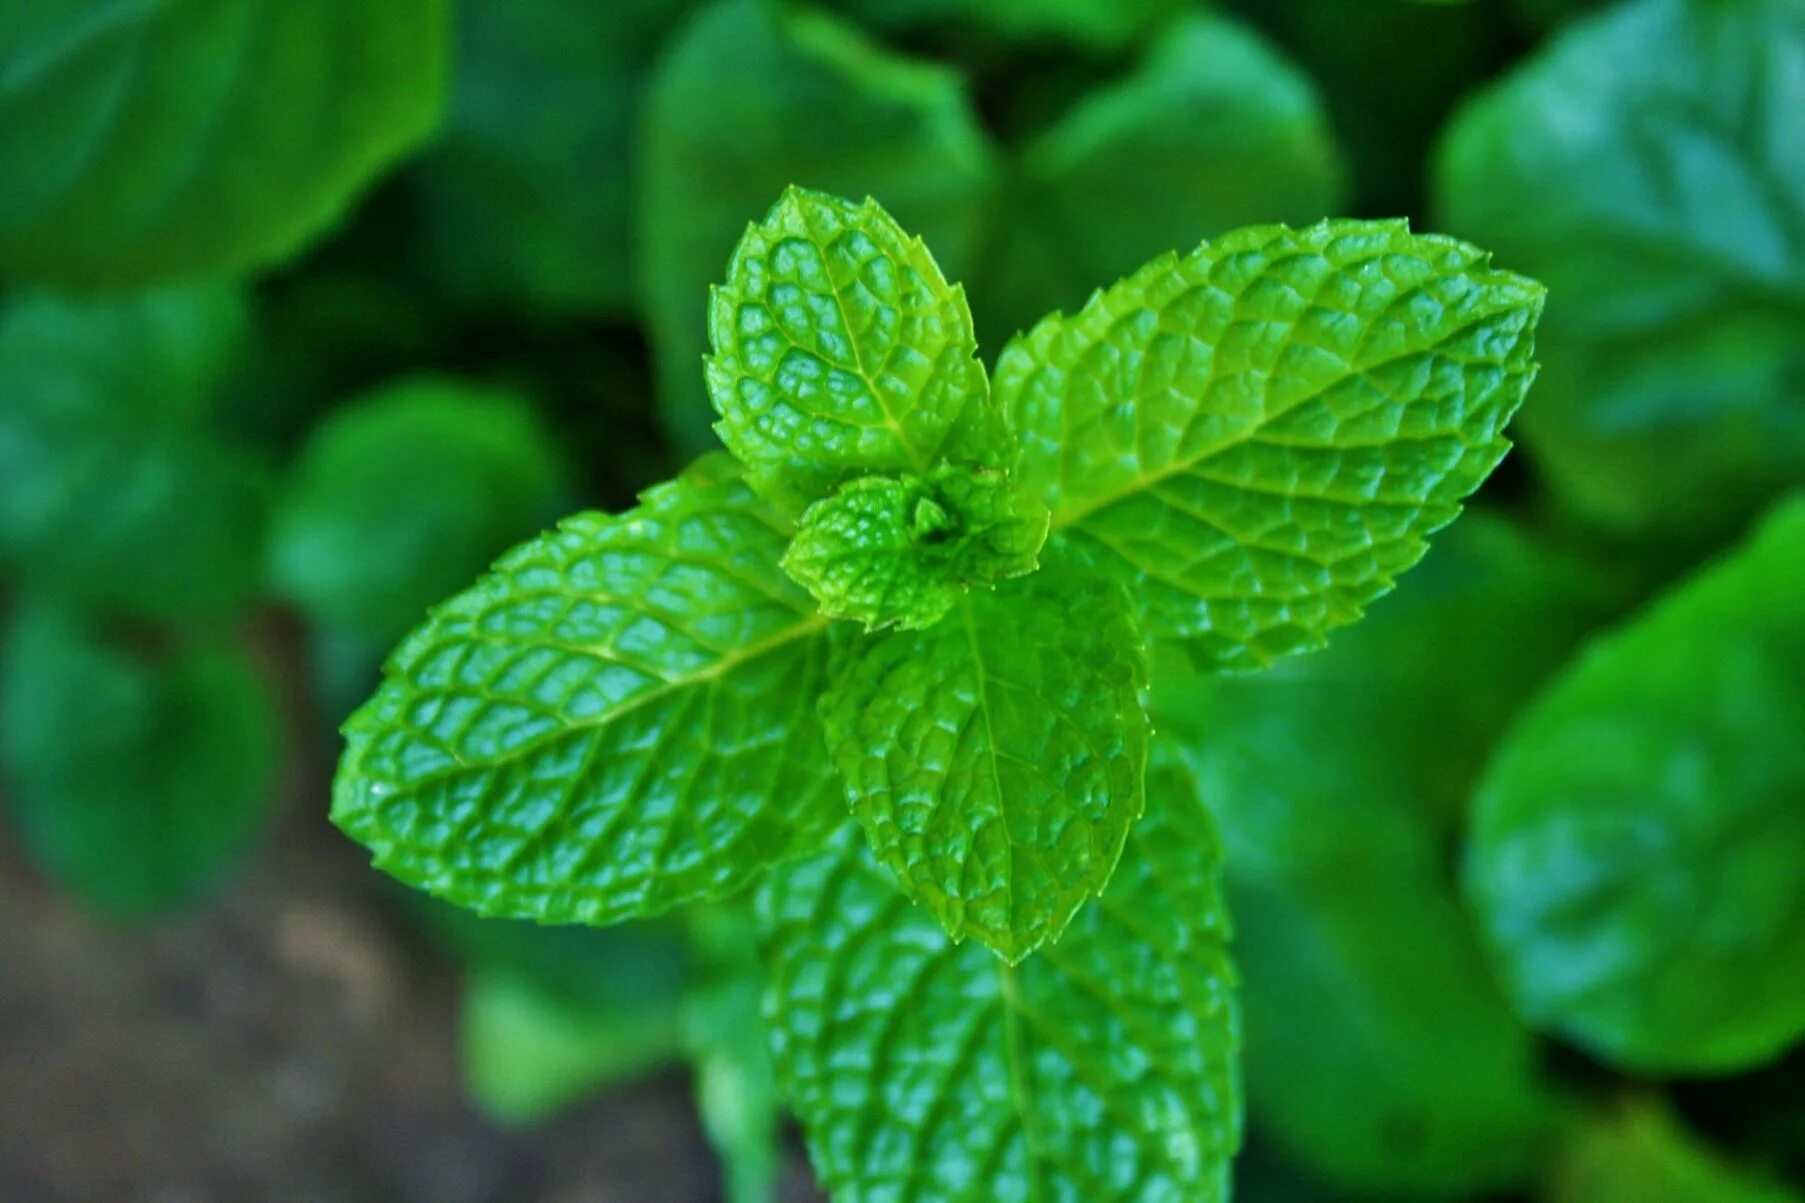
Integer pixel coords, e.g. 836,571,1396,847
331,186,1542,1199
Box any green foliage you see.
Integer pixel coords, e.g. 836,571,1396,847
1550,1102,1802,1203
0,0,447,288
0,287,269,622
268,377,570,641
642,0,996,454
782,467,1048,630
1436,0,1805,544
827,0,1190,50
996,219,1544,671
758,757,1239,1203
331,454,844,926
1468,494,1805,1074
979,11,1346,342
820,562,1147,962
1155,515,1593,1197
0,604,279,918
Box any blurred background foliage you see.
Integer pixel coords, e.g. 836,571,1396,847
2,0,1803,1199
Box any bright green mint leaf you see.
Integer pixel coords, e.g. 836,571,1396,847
406,0,690,318
1435,0,1805,544
978,12,1345,344
0,288,268,622
819,561,1148,962
781,466,1048,630
997,218,1543,671
684,906,783,1203
331,454,844,927
642,0,997,455
0,0,447,288
269,377,570,642
1552,1102,1800,1203
760,755,1239,1202
0,604,280,919
707,187,1006,513
1468,494,1805,1074
461,963,684,1124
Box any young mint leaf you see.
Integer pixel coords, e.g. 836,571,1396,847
997,219,1543,670
818,561,1148,963
781,466,1048,631
0,288,269,623
269,377,571,642
707,186,1006,513
331,454,844,927
760,756,1239,1203
1551,1102,1801,1203
1435,0,1805,544
979,12,1345,344
0,0,447,288
460,964,683,1125
1467,494,1805,1074
641,0,997,455
0,604,280,919
406,0,691,319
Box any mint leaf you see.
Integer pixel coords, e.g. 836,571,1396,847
0,604,280,919
819,562,1148,962
760,755,1239,1202
979,12,1345,344
0,288,268,622
782,467,1048,630
1552,1102,1801,1203
331,454,844,926
997,219,1543,670
641,0,996,455
406,0,688,318
269,377,570,642
461,963,683,1125
1467,494,1805,1073
1435,0,1805,543
707,187,1005,512
0,0,447,287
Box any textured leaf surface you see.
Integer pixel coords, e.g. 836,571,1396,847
331,455,843,926
269,377,570,641
820,563,1148,961
1149,515,1586,1195
0,0,446,287
0,288,268,622
1468,495,1805,1073
1435,0,1805,542
782,467,1048,631
978,12,1344,344
708,187,1004,512
997,218,1543,670
0,605,280,919
760,756,1239,1203
641,0,996,454
406,0,690,318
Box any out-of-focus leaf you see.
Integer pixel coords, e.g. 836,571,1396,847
1436,0,1805,543
825,0,1189,50
0,288,268,622
1153,516,1588,1195
461,964,683,1125
978,11,1346,344
684,905,782,1203
1549,1101,1801,1203
0,604,280,919
408,0,691,318
1467,495,1805,1074
0,0,447,288
641,0,997,455
268,377,570,642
